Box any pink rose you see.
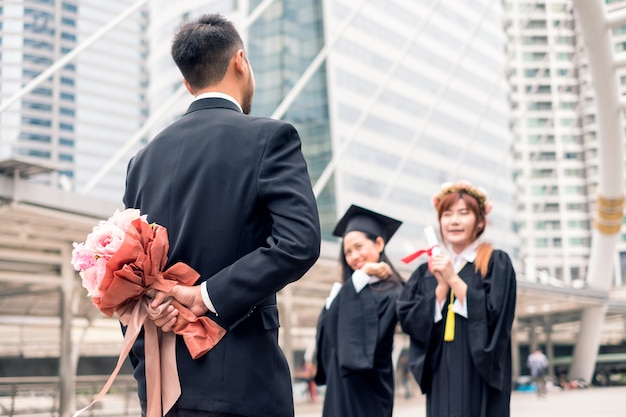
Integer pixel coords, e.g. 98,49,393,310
80,266,100,296
108,208,145,231
81,257,108,297
71,242,96,271
85,222,126,260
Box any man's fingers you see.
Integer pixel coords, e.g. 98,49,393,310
150,290,172,308
159,316,178,333
153,307,179,329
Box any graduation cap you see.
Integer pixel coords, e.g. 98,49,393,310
333,204,402,242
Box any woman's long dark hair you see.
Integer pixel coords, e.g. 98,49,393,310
339,232,404,290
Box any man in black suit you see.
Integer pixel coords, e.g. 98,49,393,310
123,13,321,417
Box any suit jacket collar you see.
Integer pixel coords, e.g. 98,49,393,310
185,97,242,115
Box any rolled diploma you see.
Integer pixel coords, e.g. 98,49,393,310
424,226,441,256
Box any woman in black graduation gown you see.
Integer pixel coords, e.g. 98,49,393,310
397,181,517,417
315,205,404,417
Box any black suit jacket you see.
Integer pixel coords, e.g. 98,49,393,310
123,97,321,417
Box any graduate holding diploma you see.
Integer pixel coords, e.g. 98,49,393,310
315,205,404,417
397,180,517,417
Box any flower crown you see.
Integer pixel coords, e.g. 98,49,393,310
432,180,492,215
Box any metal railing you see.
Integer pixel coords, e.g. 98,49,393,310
0,376,139,417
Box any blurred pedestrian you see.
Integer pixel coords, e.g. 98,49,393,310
527,348,549,397
399,354,413,399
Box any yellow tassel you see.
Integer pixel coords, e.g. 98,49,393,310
443,290,455,342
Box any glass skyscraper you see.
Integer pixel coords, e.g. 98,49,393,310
0,0,147,201
74,0,148,200
0,0,515,255
0,0,518,263
248,0,335,239
0,1,79,184
245,0,517,259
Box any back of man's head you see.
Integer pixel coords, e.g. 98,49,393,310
171,14,244,90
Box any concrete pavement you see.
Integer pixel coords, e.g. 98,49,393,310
295,385,626,416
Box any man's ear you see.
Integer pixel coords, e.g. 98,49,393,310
182,78,195,96
232,49,246,75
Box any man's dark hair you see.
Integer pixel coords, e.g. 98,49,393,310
171,14,244,90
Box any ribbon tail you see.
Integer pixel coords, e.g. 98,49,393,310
160,332,180,415
73,301,147,417
169,300,226,359
142,298,182,417
144,319,163,417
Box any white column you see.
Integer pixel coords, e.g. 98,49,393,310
59,244,77,417
545,321,554,379
568,306,608,381
569,0,624,383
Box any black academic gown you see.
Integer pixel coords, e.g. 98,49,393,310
396,250,516,417
315,280,402,417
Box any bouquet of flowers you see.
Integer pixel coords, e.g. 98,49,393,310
71,208,226,417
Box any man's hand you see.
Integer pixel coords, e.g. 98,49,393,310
149,285,208,332
149,292,178,332
168,285,209,316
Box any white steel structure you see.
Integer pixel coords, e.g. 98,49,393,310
504,0,589,286
505,0,626,381
568,0,624,383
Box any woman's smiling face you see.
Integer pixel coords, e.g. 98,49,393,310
439,198,483,253
342,231,383,271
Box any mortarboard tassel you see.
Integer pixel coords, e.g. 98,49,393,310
443,290,455,342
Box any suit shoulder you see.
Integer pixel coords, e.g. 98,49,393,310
247,115,296,131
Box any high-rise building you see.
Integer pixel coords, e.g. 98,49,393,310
504,0,626,287
245,0,517,258
247,0,335,237
1,0,515,255
0,1,80,184
608,0,626,288
0,0,147,201
74,0,148,201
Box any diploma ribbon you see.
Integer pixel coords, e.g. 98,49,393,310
401,245,439,264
